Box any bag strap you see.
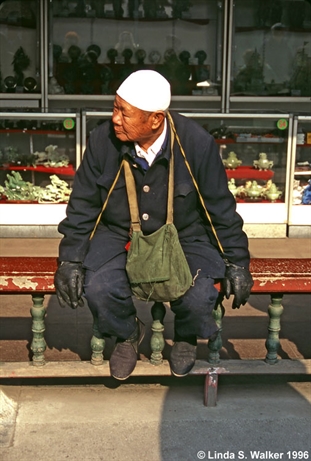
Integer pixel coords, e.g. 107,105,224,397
167,119,175,223
89,160,125,240
124,134,175,230
123,161,142,232
167,111,225,255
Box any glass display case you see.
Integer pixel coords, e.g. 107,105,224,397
0,0,43,106
47,0,226,110
0,2,308,236
81,110,112,155
227,0,311,110
0,111,80,230
288,115,311,233
82,110,293,237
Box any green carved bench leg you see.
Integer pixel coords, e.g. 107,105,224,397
265,294,284,364
208,297,225,364
91,316,105,366
150,302,166,365
30,294,47,366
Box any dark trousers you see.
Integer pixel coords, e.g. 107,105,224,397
84,252,219,340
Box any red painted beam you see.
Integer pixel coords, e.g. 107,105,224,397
0,257,310,294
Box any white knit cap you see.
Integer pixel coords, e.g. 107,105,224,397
116,70,171,111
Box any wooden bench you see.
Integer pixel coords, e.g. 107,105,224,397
1,256,311,406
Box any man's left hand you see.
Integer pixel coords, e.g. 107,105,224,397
221,264,254,309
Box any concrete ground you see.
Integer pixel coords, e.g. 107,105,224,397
0,238,311,461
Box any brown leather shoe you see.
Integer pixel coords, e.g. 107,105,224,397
169,340,197,377
109,319,145,380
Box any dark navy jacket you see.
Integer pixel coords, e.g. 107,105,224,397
58,111,250,279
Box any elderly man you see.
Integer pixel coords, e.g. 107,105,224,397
55,70,253,380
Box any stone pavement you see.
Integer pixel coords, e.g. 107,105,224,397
0,375,310,461
0,238,311,460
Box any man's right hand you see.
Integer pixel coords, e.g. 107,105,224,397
54,261,85,309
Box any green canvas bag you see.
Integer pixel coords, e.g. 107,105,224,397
123,145,193,302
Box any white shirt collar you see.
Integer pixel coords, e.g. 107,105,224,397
134,118,167,166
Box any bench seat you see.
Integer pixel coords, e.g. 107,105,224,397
1,257,310,293
1,256,310,406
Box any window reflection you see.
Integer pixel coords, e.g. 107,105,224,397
0,0,40,94
48,0,223,97
231,0,311,97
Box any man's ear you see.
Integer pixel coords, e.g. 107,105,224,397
151,111,166,129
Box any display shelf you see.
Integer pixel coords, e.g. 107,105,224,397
215,139,235,144
235,136,284,143
0,198,68,204
0,129,70,135
294,170,311,176
0,19,36,29
0,164,75,177
0,93,41,100
235,26,311,33
51,16,210,25
53,62,211,96
225,166,274,180
236,198,282,204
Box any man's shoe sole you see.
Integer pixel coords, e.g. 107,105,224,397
170,369,191,378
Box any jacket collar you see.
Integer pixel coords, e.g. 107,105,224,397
119,117,171,164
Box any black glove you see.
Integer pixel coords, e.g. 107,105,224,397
221,264,254,309
54,261,85,309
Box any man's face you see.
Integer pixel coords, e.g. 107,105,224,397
112,95,153,144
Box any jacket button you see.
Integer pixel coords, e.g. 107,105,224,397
142,213,149,220
143,185,150,193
